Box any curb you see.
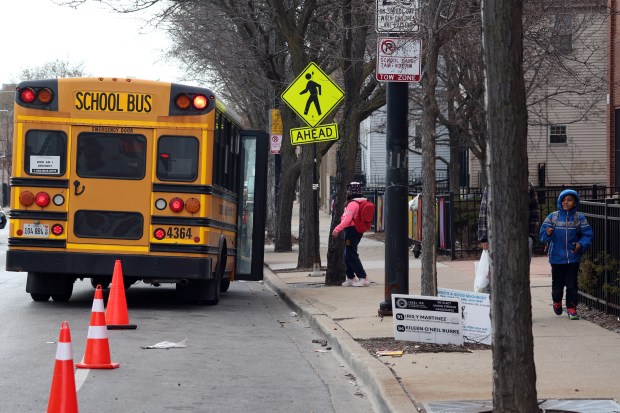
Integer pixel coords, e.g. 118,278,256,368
262,265,422,413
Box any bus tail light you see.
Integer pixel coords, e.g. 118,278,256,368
175,94,191,110
51,224,64,236
19,88,36,103
19,191,35,207
185,198,200,213
169,197,184,212
174,93,213,112
153,228,165,240
192,95,207,110
35,192,51,207
37,88,54,104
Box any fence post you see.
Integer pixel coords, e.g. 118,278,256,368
604,198,609,314
449,192,455,260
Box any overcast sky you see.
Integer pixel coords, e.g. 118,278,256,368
0,0,187,85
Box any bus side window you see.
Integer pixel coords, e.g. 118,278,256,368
24,130,67,176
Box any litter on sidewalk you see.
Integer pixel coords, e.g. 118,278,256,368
376,350,404,357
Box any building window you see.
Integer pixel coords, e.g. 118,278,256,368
551,13,572,54
413,124,421,149
549,124,567,144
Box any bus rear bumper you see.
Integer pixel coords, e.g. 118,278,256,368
6,250,213,280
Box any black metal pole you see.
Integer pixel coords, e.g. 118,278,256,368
379,81,409,316
311,142,322,275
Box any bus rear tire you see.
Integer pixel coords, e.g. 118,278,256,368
220,279,230,293
52,279,74,302
30,293,50,302
27,272,72,302
91,277,111,289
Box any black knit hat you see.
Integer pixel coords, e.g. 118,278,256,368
347,182,363,198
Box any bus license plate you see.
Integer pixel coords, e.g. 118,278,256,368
23,224,50,237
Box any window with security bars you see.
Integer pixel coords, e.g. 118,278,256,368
413,124,421,149
548,124,567,144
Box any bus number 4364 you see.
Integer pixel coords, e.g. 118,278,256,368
167,227,193,239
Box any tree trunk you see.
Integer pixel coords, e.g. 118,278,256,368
325,119,358,285
274,108,301,252
420,1,441,297
482,1,539,411
448,126,463,193
266,153,277,238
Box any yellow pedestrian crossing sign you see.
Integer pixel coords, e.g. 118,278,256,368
281,62,345,128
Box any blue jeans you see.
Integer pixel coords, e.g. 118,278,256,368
344,227,367,279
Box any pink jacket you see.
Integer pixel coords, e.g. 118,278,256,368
333,198,365,233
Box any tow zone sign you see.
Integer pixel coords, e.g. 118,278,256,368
377,37,421,82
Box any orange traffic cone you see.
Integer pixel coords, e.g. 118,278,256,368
105,260,137,330
76,285,120,369
47,321,79,413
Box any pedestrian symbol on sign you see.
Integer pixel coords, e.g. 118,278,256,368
300,72,322,116
281,62,344,128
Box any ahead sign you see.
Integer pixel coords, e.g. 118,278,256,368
290,124,339,146
376,37,421,82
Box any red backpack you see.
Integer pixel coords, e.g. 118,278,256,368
353,199,375,233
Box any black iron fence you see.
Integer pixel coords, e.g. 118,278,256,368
578,199,620,314
364,185,620,314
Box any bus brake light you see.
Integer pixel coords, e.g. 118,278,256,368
154,228,166,240
169,197,184,212
51,224,64,236
35,192,50,207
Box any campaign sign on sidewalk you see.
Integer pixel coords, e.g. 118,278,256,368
392,294,463,345
438,288,492,345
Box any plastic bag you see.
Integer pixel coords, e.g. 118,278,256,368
474,250,491,293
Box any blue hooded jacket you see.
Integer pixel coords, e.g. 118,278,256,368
539,189,593,264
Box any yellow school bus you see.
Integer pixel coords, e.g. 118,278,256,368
6,77,268,304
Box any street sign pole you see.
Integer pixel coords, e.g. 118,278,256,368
376,0,419,316
379,81,410,316
310,142,322,276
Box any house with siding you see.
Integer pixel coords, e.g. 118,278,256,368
469,4,608,188
358,106,450,188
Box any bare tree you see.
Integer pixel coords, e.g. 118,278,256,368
19,59,87,80
482,0,539,410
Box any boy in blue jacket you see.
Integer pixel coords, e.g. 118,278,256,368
539,189,593,320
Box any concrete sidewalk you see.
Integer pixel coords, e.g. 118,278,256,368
262,202,620,413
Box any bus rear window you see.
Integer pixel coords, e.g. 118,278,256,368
157,136,199,181
76,133,146,179
25,130,67,176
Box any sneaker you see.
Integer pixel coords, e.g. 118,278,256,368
352,278,371,287
567,307,579,320
342,278,357,287
553,302,562,315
